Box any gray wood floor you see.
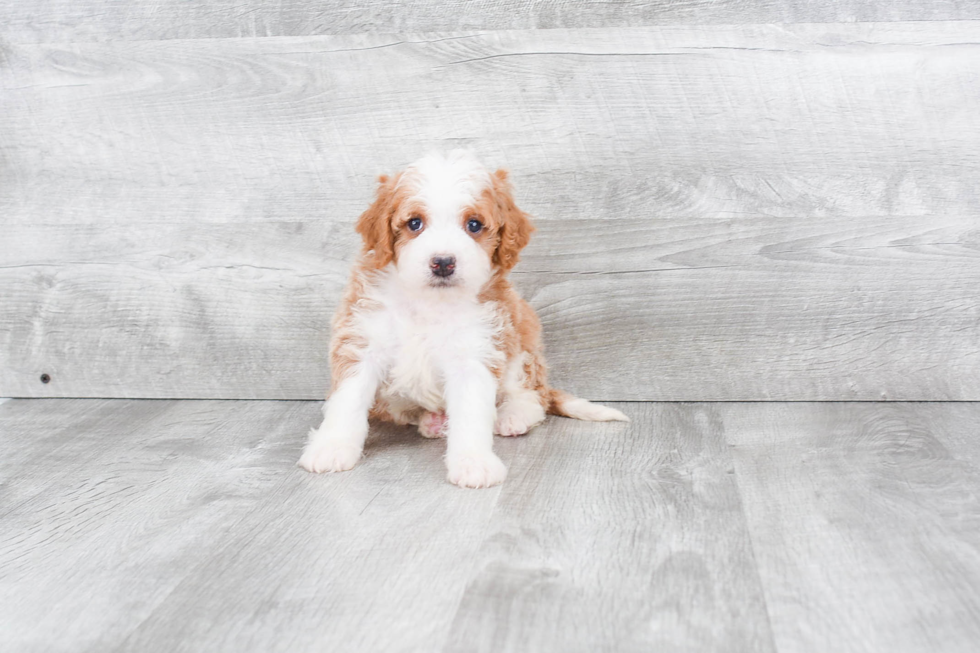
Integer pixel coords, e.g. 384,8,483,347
1,399,978,652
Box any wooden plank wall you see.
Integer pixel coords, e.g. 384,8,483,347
3,1,980,42
2,5,979,400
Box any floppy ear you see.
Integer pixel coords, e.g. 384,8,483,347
491,169,534,271
355,174,397,268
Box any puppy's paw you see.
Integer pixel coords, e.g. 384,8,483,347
494,412,531,437
446,451,507,489
494,401,545,437
298,439,362,473
418,411,448,439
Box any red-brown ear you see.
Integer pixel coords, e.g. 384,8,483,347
492,169,534,271
355,174,397,268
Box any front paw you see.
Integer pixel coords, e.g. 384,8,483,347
446,451,507,489
298,439,362,473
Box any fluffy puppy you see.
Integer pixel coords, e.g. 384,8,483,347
299,151,627,488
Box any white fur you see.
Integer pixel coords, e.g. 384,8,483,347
299,361,380,473
555,397,629,422
392,152,494,298
301,151,508,488
299,151,626,489
301,266,507,485
494,353,545,436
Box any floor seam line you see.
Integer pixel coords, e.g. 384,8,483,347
725,434,781,653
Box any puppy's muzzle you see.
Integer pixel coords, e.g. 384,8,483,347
430,256,456,278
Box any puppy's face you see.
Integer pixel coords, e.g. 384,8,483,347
356,152,533,296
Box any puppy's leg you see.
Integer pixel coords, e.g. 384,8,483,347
443,360,507,488
494,390,546,437
298,363,380,473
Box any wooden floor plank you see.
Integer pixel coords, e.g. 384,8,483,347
115,417,514,653
724,403,980,653
0,399,175,517
0,399,320,652
444,403,775,653
5,399,980,652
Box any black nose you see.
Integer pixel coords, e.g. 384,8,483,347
430,256,456,278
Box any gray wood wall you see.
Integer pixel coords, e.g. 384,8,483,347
2,4,979,400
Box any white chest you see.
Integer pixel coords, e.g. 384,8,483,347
359,289,503,412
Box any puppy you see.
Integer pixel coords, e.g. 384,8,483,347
299,151,627,488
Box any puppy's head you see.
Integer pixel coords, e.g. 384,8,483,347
356,151,534,296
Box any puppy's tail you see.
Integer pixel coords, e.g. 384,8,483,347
546,389,630,422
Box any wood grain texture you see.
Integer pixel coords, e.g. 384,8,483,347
2,214,977,400
724,402,980,653
2,0,980,44
115,414,514,653
0,399,318,651
0,398,775,653
5,399,979,652
445,403,775,653
3,22,980,400
0,398,508,652
3,23,980,226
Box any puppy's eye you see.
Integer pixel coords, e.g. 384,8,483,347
407,216,423,232
466,218,483,234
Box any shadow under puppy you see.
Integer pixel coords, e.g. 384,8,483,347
299,151,627,488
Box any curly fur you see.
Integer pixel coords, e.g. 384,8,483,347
299,151,628,488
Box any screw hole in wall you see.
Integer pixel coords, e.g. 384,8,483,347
40,374,51,384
